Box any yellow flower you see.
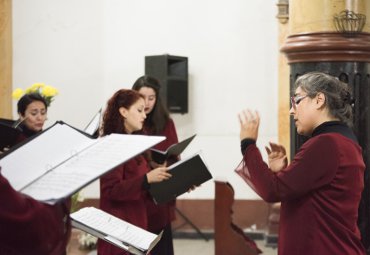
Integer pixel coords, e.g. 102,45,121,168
42,85,58,97
12,88,24,100
12,83,59,107
25,83,45,93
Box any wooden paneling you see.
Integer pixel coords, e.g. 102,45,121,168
0,0,12,118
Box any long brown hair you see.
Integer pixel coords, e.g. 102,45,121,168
132,75,170,134
101,89,144,136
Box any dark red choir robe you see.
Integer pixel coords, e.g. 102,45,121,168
238,122,366,255
145,118,179,231
144,118,178,255
98,155,152,255
0,172,70,255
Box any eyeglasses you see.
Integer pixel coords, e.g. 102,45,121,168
291,95,308,110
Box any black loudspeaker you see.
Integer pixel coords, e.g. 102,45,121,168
145,54,188,114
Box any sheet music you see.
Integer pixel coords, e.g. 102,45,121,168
71,207,157,251
0,123,94,190
21,133,164,202
84,108,102,136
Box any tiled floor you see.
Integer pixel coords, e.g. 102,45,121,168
173,238,277,255
69,238,277,255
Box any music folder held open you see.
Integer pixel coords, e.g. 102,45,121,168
83,108,102,138
149,153,213,204
0,118,22,150
0,121,165,204
70,207,162,255
150,134,196,164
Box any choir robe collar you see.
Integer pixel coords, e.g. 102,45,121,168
311,121,358,143
19,123,39,138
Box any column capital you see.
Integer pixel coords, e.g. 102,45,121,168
281,32,370,64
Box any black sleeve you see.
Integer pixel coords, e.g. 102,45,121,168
142,174,150,190
241,138,256,154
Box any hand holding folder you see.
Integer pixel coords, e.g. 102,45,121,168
0,118,22,150
149,153,212,204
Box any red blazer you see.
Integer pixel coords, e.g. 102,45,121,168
98,155,152,255
0,172,70,255
145,119,179,232
239,133,366,255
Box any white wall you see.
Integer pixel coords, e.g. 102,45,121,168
13,0,278,200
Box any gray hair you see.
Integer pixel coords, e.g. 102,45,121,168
294,72,353,127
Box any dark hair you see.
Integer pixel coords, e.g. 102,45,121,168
101,89,144,136
294,72,353,126
132,75,170,134
17,93,48,116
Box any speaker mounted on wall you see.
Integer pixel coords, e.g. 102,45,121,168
145,54,188,114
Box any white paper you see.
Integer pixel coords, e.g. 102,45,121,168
71,207,157,251
84,108,102,136
0,122,165,202
0,123,94,190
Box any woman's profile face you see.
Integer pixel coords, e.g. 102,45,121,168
120,98,146,134
138,87,156,115
289,86,318,136
20,101,47,132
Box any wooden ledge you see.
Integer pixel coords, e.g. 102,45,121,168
281,32,370,63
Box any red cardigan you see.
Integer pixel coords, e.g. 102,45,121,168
98,155,152,255
0,172,70,255
238,133,366,255
145,119,179,232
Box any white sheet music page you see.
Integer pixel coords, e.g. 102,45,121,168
21,134,165,202
71,207,157,251
0,122,94,191
84,108,102,136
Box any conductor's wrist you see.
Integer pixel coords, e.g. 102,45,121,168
241,138,256,154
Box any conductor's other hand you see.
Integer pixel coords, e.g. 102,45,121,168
265,142,288,172
147,167,171,183
238,109,260,141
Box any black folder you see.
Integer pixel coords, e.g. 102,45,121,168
0,118,22,150
149,154,212,204
150,134,196,164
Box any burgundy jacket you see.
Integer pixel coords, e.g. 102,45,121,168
98,155,152,255
0,172,70,255
145,118,179,232
238,122,366,255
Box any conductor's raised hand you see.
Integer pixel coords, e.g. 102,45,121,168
147,167,171,183
265,142,288,172
238,109,260,141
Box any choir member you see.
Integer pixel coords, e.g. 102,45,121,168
132,75,178,255
98,89,171,255
0,171,70,255
15,93,48,142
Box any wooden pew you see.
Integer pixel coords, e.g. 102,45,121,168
214,180,261,255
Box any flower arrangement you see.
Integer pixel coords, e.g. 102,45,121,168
70,192,85,213
78,232,98,250
12,83,59,107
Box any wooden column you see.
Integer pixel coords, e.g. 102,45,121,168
0,0,12,118
277,0,291,157
281,0,370,251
